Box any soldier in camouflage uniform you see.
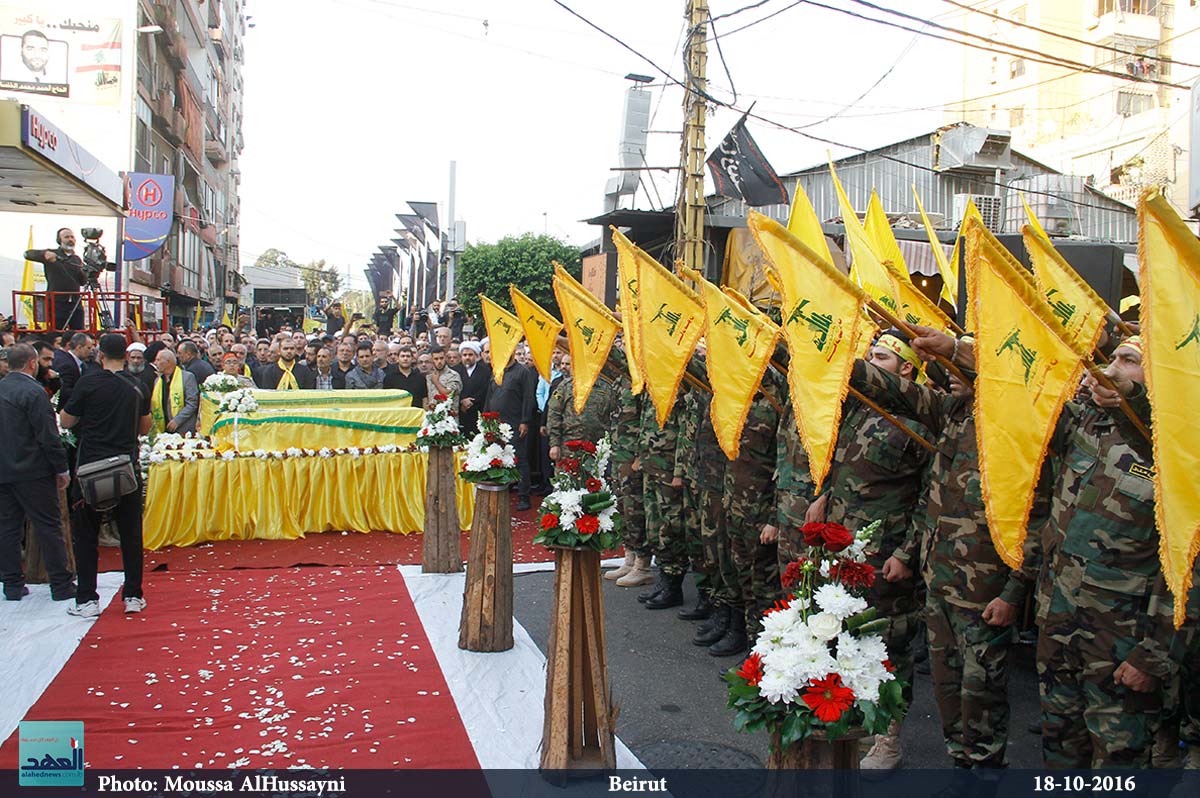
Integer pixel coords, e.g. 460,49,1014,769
850,338,1042,769
1030,336,1184,768
767,400,814,570
604,346,652,586
712,377,783,656
545,374,616,457
634,387,689,608
676,381,718,620
806,332,932,769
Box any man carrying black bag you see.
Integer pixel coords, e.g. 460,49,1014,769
61,334,151,618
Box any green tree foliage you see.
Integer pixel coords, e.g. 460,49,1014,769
455,233,581,320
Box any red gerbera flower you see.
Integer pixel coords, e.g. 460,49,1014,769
830,559,875,590
576,514,600,535
541,513,560,530
558,458,580,476
802,674,856,723
585,478,603,493
736,653,764,687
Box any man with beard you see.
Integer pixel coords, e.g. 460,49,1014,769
256,338,314,390
383,345,426,406
53,333,95,409
455,341,490,435
485,349,536,510
124,342,155,398
31,339,61,396
24,229,85,331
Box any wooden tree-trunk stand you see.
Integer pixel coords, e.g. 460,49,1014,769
23,484,76,582
539,546,616,775
458,483,514,652
767,727,868,769
422,446,461,573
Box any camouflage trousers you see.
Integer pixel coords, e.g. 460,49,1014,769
642,473,687,576
774,489,810,575
926,595,1012,768
700,487,738,607
1037,630,1163,768
725,493,780,637
682,480,713,595
615,462,647,556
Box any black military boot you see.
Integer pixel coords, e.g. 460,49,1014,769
693,604,730,646
645,573,684,609
708,611,748,657
677,589,713,621
637,571,667,603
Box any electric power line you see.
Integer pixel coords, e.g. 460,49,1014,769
709,0,778,24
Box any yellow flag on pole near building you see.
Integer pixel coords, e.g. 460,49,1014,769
1021,217,1108,355
967,216,1085,570
480,294,524,385
681,265,780,460
882,257,956,332
913,187,958,308
1137,188,1200,628
21,226,39,329
634,249,705,428
552,263,620,414
509,285,562,384
864,191,907,275
829,163,896,314
786,182,833,265
748,210,874,493
951,199,987,330
612,228,648,395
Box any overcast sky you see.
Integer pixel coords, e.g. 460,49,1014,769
237,0,969,291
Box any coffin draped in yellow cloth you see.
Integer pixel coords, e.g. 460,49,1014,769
200,389,412,437
143,450,475,549
209,406,425,451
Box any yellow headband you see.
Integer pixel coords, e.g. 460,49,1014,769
876,334,921,371
1117,335,1142,356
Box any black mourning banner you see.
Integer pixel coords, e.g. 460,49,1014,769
706,116,789,207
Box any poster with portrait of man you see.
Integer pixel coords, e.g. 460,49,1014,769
0,8,122,106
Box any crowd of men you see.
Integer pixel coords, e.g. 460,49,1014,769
552,323,1199,773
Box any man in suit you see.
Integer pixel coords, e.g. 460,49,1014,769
256,338,315,390
178,340,215,385
52,332,95,409
455,340,491,436
0,344,75,601
485,350,536,509
151,349,200,435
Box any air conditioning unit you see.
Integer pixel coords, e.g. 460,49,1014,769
209,27,223,44
953,193,1004,232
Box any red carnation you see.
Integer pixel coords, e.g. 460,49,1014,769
576,514,599,535
434,393,448,402
580,441,596,454
736,653,764,687
802,674,856,723
482,412,500,420
781,558,810,589
830,559,875,590
801,522,854,553
541,513,560,530
883,659,895,673
485,432,497,443
558,458,580,476
585,478,603,493
490,458,503,467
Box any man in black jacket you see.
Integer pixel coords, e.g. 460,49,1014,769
256,338,315,390
24,228,86,331
178,340,215,385
455,341,491,436
0,344,75,602
485,352,536,509
52,332,95,410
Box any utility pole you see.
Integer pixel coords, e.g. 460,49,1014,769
675,0,708,276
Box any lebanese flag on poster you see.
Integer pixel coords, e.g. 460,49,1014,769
76,37,123,74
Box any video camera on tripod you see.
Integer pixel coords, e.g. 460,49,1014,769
79,227,116,285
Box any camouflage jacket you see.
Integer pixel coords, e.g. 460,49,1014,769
546,375,616,451
637,387,685,478
823,396,933,566
1037,385,1178,677
610,378,641,465
851,360,1043,610
722,390,780,527
679,387,727,491
775,403,815,495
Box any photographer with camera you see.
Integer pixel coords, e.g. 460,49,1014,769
25,228,87,331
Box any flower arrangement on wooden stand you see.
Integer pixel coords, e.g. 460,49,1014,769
534,437,621,552
725,520,907,768
419,394,466,573
416,393,466,450
460,412,519,486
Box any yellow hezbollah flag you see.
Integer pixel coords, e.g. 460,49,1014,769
748,210,874,493
913,186,958,308
480,294,524,385
951,198,986,330
864,191,907,274
634,248,705,428
883,257,956,332
829,162,896,314
681,265,780,460
193,302,203,329
21,226,39,329
1137,188,1200,628
967,217,1085,570
552,263,620,414
1022,223,1107,355
612,227,649,394
509,285,562,384
787,182,833,265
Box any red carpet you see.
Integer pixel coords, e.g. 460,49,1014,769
100,497,620,572
0,567,479,769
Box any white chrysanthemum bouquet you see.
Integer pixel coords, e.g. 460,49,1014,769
416,393,466,450
215,388,259,415
534,437,621,552
201,373,242,394
460,412,519,485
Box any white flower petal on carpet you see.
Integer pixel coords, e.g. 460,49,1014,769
400,565,642,770
0,573,124,741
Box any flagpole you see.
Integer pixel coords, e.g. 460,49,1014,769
866,298,972,385
674,0,708,277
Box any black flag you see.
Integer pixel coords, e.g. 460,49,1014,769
706,115,789,207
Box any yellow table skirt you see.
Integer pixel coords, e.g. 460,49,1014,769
209,407,425,451
200,388,412,437
143,450,475,549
